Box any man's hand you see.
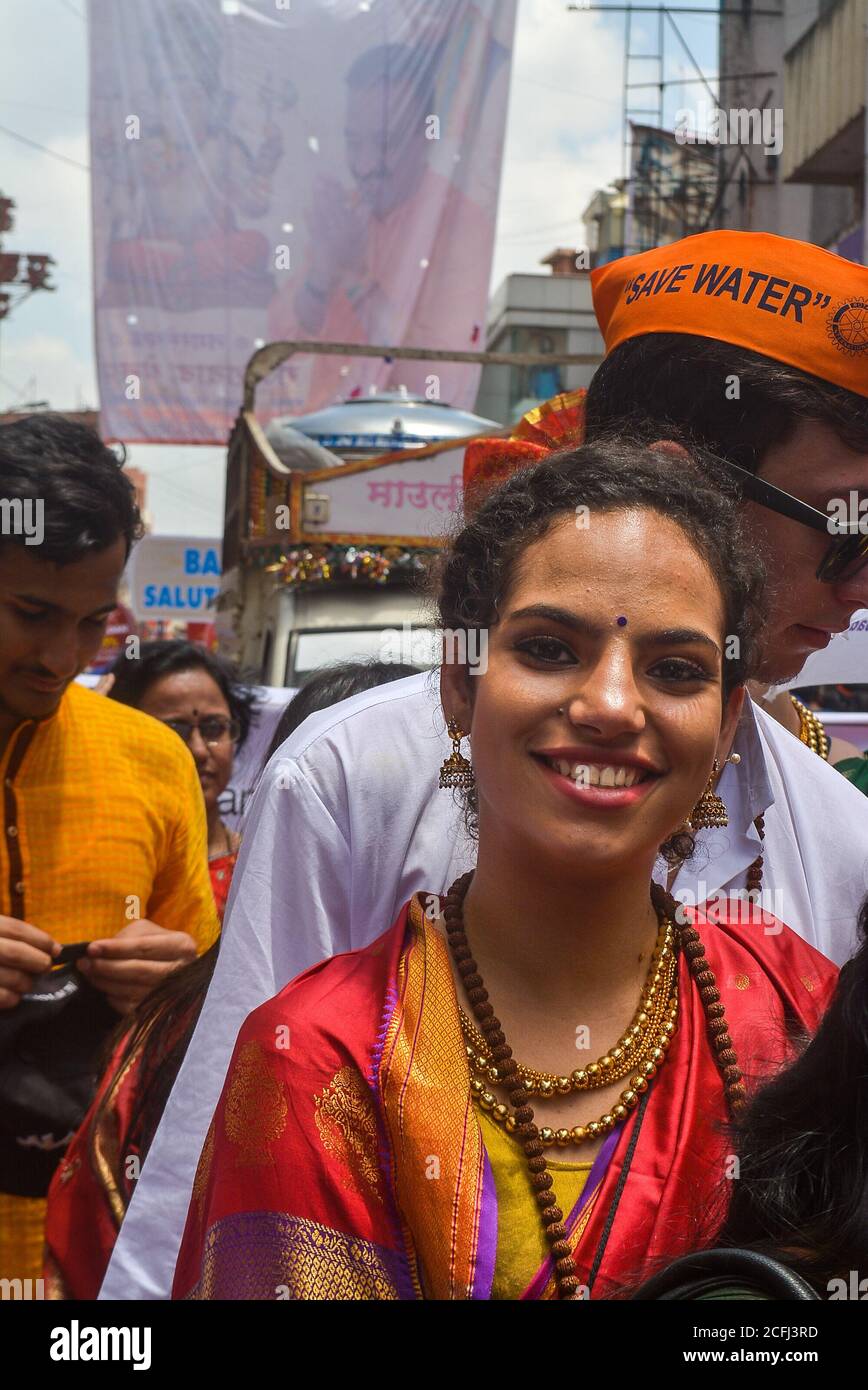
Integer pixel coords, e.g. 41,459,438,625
0,915,60,1010
78,920,198,1016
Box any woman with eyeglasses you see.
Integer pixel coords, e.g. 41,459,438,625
42,655,421,1299
107,641,256,921
42,638,253,1300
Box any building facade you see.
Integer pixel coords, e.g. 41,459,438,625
473,253,603,426
782,0,866,260
718,0,865,260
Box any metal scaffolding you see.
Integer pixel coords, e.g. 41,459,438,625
569,3,782,256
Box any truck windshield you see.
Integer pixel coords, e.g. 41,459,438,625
291,627,441,683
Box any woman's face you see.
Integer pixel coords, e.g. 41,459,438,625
137,667,236,814
441,508,743,881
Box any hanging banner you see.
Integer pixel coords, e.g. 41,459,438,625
88,0,517,443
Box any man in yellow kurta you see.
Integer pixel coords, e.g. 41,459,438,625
0,413,219,1283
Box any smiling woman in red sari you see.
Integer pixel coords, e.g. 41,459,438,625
173,440,837,1301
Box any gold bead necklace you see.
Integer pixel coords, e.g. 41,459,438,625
460,920,676,1096
463,933,679,1149
790,694,830,760
467,991,677,1149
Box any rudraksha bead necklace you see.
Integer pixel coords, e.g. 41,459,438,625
442,871,746,1301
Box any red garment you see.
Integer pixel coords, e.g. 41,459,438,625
172,897,837,1301
462,389,587,496
208,851,238,925
43,855,236,1299
44,1030,144,1300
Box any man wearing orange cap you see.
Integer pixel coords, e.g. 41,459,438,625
102,230,868,1300
466,231,868,754
588,230,868,687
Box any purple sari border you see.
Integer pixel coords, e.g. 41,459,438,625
367,982,400,1090
472,1148,498,1300
520,1122,624,1301
572,1124,623,1230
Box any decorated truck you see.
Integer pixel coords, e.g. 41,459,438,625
216,341,514,687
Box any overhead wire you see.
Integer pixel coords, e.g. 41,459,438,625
0,122,89,171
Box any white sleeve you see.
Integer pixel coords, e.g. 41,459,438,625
98,758,352,1300
751,707,868,966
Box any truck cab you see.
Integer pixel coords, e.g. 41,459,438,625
218,350,501,686
253,583,440,688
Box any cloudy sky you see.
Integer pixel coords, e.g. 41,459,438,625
0,0,716,535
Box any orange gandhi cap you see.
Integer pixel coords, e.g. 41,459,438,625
591,230,868,398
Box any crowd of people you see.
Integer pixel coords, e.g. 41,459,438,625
1,227,867,1302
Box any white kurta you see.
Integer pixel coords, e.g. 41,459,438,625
100,670,868,1300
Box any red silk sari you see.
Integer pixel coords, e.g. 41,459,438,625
173,895,837,1301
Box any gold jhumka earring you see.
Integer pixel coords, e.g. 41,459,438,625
439,719,474,789
687,754,739,830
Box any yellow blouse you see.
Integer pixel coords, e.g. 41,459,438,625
477,1108,592,1300
0,681,220,1284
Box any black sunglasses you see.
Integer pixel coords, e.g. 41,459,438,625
719,460,868,583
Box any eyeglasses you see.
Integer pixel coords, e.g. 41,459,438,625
162,716,240,747
720,460,868,584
